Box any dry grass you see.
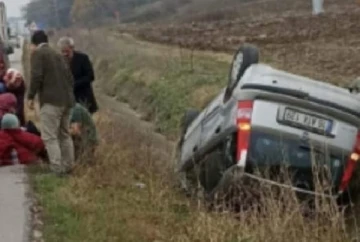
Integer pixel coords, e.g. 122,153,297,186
23,29,360,242
50,29,229,137
29,109,356,242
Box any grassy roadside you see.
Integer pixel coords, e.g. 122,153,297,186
70,29,350,139
75,30,231,138
27,111,352,242
24,30,356,242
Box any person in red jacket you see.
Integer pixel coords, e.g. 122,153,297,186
0,114,45,166
0,93,17,120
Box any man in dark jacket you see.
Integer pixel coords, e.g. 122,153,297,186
57,37,98,114
27,30,75,175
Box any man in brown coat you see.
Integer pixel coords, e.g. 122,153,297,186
27,30,75,175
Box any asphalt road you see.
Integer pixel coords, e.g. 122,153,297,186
0,44,31,242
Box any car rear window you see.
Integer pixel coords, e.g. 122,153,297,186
247,131,347,192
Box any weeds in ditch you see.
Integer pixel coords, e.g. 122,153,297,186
29,110,359,242
50,29,229,138
23,31,360,241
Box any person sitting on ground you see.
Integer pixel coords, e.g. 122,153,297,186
0,92,43,139
69,103,99,162
0,57,26,126
2,68,26,126
0,114,45,166
0,93,17,121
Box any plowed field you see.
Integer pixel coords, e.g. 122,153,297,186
117,0,360,84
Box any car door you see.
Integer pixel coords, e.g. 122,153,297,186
199,88,227,152
180,109,206,168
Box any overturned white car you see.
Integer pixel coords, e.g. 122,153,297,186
175,44,360,201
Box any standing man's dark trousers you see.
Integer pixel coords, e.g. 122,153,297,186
74,84,98,114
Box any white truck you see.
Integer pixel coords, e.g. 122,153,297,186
0,1,13,67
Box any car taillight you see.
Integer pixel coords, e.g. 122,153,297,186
236,100,253,167
339,131,360,193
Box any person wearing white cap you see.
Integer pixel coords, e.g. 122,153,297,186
2,68,26,125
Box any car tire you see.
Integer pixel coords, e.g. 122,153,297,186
231,44,259,83
199,135,236,201
199,148,228,194
225,44,259,101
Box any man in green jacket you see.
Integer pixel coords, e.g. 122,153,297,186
27,30,75,175
69,103,98,163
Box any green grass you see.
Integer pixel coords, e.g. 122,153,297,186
29,168,81,242
27,141,205,242
94,35,229,136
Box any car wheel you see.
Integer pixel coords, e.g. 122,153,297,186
200,135,236,201
199,148,228,194
225,44,259,101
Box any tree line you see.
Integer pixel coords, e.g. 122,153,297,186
22,0,158,29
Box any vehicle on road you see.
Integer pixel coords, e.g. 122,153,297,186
175,44,360,203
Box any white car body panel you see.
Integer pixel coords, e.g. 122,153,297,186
179,64,360,171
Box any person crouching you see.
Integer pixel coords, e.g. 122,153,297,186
69,103,98,163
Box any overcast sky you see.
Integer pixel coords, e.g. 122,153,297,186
3,0,30,18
